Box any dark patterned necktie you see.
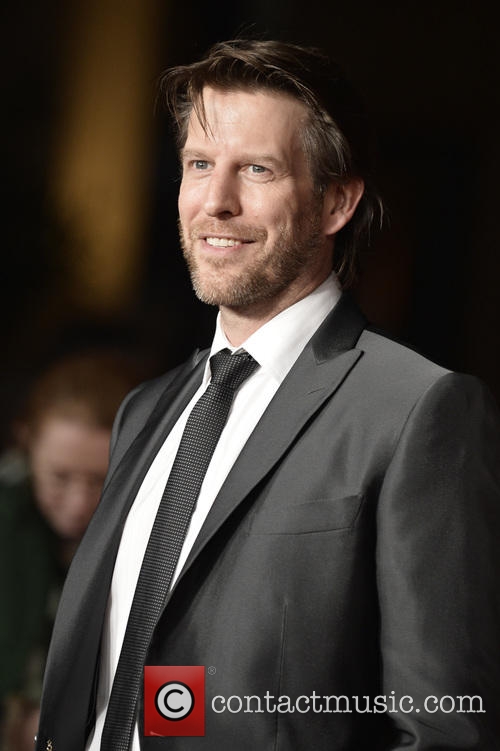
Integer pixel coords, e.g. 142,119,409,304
101,348,258,751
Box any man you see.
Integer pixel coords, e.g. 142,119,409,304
36,40,500,750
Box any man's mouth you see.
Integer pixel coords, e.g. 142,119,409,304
205,237,252,248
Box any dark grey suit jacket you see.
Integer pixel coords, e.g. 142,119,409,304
36,295,500,750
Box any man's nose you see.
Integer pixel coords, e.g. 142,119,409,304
203,170,241,218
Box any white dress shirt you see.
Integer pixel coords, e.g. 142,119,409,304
86,274,341,751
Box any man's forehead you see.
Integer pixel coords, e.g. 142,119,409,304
185,85,309,146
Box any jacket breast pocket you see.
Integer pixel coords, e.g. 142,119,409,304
248,494,364,535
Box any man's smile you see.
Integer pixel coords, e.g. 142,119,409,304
204,236,254,248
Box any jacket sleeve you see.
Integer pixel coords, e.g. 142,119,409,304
376,372,500,748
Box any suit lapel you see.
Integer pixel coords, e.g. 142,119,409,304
174,294,367,589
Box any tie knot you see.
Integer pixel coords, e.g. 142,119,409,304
209,348,258,392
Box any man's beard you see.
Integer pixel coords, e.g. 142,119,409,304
179,206,325,310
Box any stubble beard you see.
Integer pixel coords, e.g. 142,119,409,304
179,205,326,311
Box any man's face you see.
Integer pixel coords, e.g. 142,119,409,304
178,87,334,314
30,415,110,541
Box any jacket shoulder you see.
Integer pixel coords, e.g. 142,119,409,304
357,327,451,394
351,327,500,436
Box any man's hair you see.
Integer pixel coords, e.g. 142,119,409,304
160,38,383,287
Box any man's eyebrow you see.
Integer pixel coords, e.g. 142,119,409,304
239,153,288,168
181,148,208,160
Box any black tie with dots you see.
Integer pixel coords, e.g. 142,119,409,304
101,348,258,751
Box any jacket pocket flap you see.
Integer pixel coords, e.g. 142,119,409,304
249,494,363,534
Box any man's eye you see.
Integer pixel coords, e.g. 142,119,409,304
193,160,209,170
249,164,267,174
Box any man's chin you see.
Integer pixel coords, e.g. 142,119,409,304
191,274,286,312
189,267,251,307
191,281,242,308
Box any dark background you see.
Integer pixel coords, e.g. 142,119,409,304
2,0,499,447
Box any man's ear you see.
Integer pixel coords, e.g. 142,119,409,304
321,178,364,237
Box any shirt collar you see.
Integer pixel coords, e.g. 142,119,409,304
207,273,342,386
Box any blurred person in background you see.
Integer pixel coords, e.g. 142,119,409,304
0,351,140,751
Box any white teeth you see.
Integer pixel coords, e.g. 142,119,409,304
206,237,239,247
